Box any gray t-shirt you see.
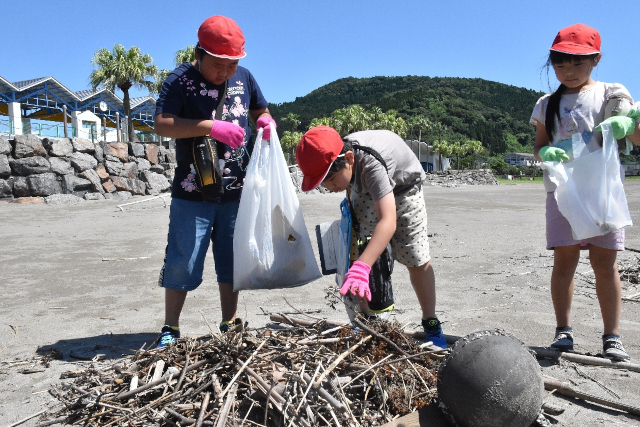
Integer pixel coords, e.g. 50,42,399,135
344,130,425,201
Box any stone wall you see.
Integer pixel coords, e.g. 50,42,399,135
287,165,498,193
424,169,499,187
0,135,176,203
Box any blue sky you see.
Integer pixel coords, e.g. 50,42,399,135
2,0,639,107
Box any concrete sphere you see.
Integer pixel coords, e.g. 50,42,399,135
437,330,543,427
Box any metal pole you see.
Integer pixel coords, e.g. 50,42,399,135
102,116,106,142
63,105,68,138
115,112,120,142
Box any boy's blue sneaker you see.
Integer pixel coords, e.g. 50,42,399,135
219,318,243,333
422,318,447,349
157,325,180,348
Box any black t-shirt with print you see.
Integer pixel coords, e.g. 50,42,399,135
155,63,268,202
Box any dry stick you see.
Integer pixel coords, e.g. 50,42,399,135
531,347,640,373
353,319,410,357
195,391,211,427
313,335,372,389
344,354,393,387
302,372,347,413
164,408,213,426
115,358,212,400
5,409,47,427
175,353,190,391
293,366,321,417
244,366,310,427
219,340,267,400
543,376,640,416
270,314,344,329
215,384,238,427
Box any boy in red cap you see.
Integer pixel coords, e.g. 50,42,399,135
154,15,276,346
296,126,447,348
532,23,640,360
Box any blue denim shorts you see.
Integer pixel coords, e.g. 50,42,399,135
158,197,239,291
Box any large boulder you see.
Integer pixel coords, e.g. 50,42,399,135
93,143,104,163
145,143,159,164
120,162,139,179
80,169,106,194
12,176,30,197
13,134,46,158
110,176,146,195
0,154,11,178
102,179,116,193
105,142,129,162
62,174,92,194
105,160,123,176
71,137,95,153
140,170,171,195
45,194,84,205
129,142,145,157
70,152,98,172
0,137,11,155
49,157,75,175
0,179,12,198
10,156,51,176
135,157,151,172
44,138,73,157
84,192,105,201
437,330,543,427
27,173,62,196
95,165,109,180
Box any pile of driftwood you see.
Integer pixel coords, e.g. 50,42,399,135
38,315,446,427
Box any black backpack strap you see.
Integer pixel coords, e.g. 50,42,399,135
351,143,388,171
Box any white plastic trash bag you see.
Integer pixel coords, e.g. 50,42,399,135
543,122,632,240
233,125,322,291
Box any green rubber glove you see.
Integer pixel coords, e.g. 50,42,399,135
596,109,640,140
539,146,570,162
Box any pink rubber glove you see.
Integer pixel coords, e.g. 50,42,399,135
256,116,276,140
209,120,245,149
340,260,372,301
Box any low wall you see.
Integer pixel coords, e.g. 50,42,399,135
0,135,176,204
424,169,499,187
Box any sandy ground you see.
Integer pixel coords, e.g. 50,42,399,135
1,182,640,426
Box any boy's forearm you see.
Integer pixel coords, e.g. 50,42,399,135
358,218,396,267
627,123,640,146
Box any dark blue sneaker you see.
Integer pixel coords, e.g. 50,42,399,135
551,327,574,351
219,318,243,333
422,318,447,349
157,325,180,348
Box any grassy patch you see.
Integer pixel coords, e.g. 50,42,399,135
496,176,544,184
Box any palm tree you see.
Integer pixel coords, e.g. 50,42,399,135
151,69,172,96
90,44,158,142
280,131,303,164
466,140,484,169
432,140,452,172
281,113,301,133
451,141,469,171
175,45,195,65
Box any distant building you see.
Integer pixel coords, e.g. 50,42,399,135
622,162,640,176
404,140,450,171
503,153,540,168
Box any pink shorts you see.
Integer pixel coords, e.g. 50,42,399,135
546,192,625,251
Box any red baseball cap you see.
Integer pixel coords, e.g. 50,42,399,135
197,16,246,59
296,126,344,192
550,23,601,55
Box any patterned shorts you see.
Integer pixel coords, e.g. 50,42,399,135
350,185,431,267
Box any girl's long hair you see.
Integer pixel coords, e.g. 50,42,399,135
544,51,600,142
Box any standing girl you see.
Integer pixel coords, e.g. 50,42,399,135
532,23,640,361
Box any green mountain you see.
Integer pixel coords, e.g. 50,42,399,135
268,76,545,155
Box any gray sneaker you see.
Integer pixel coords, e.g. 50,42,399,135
602,335,630,361
551,327,574,351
